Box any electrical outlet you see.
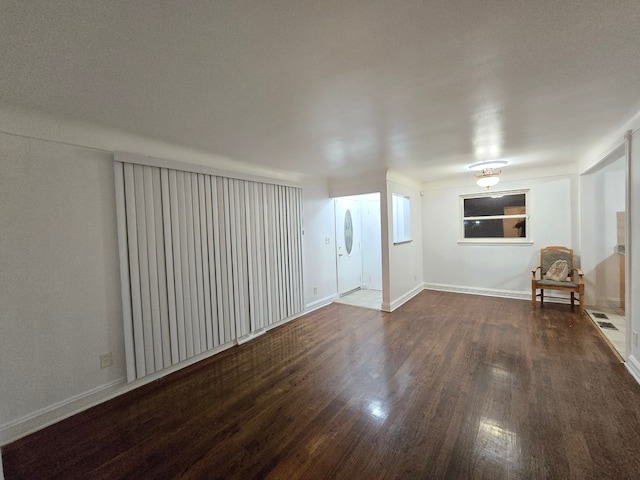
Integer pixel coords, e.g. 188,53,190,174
324,237,330,244
634,331,638,348
100,352,113,369
313,287,318,294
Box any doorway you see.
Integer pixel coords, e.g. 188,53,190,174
333,193,382,310
581,153,627,359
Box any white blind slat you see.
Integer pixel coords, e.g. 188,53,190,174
160,168,179,365
142,169,161,369
125,164,147,378
199,174,214,350
211,177,225,346
222,178,236,341
114,162,136,382
189,173,206,354
170,170,187,361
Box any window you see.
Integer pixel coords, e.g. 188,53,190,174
392,193,412,244
460,189,530,243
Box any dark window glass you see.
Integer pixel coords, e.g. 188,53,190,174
463,194,526,217
464,218,527,238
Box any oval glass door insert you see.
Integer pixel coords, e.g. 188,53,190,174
344,209,353,255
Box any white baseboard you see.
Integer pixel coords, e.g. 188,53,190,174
423,282,579,305
424,283,531,301
305,294,339,313
0,377,125,447
0,308,313,448
236,329,267,345
626,355,640,385
381,284,424,312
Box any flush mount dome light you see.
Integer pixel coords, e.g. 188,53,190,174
476,169,500,188
467,159,509,171
469,159,507,189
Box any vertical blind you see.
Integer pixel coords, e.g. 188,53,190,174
114,161,304,382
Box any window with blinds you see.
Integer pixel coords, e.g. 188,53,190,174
114,161,304,381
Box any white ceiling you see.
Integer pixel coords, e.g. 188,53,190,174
1,1,639,184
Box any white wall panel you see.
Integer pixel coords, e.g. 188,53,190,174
301,184,339,309
361,195,383,291
2,133,125,443
388,180,423,308
422,175,576,295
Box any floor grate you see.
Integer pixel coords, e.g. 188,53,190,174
592,312,609,319
597,321,618,330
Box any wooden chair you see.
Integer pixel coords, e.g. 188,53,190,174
531,246,584,312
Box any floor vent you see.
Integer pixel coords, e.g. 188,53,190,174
597,321,618,330
592,312,609,319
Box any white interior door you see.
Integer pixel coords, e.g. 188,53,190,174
335,198,362,295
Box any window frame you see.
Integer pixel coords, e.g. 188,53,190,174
458,189,531,245
392,193,412,244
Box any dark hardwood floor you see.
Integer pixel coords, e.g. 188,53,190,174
4,290,640,479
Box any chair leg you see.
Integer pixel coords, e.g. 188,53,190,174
540,289,544,306
571,292,575,309
532,288,536,309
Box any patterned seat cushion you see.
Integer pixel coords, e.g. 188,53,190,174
536,279,579,288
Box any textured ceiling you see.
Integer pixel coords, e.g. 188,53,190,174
1,1,639,184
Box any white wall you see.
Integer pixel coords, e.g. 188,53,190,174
0,131,341,447
361,194,382,291
302,184,338,309
422,174,578,296
385,178,424,310
330,173,422,311
0,133,125,439
580,156,626,307
575,109,640,377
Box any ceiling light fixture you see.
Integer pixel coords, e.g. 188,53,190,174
476,168,501,189
468,159,508,171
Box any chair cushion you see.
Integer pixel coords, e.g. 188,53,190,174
542,250,573,275
536,279,579,288
544,259,569,281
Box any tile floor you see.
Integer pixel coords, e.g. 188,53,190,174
334,288,382,310
586,306,626,359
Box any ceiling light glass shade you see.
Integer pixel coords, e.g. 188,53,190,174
476,174,500,187
475,167,501,188
468,159,508,171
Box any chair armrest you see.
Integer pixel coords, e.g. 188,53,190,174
531,266,540,279
574,268,584,283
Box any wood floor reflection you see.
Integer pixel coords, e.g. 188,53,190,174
4,290,640,479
